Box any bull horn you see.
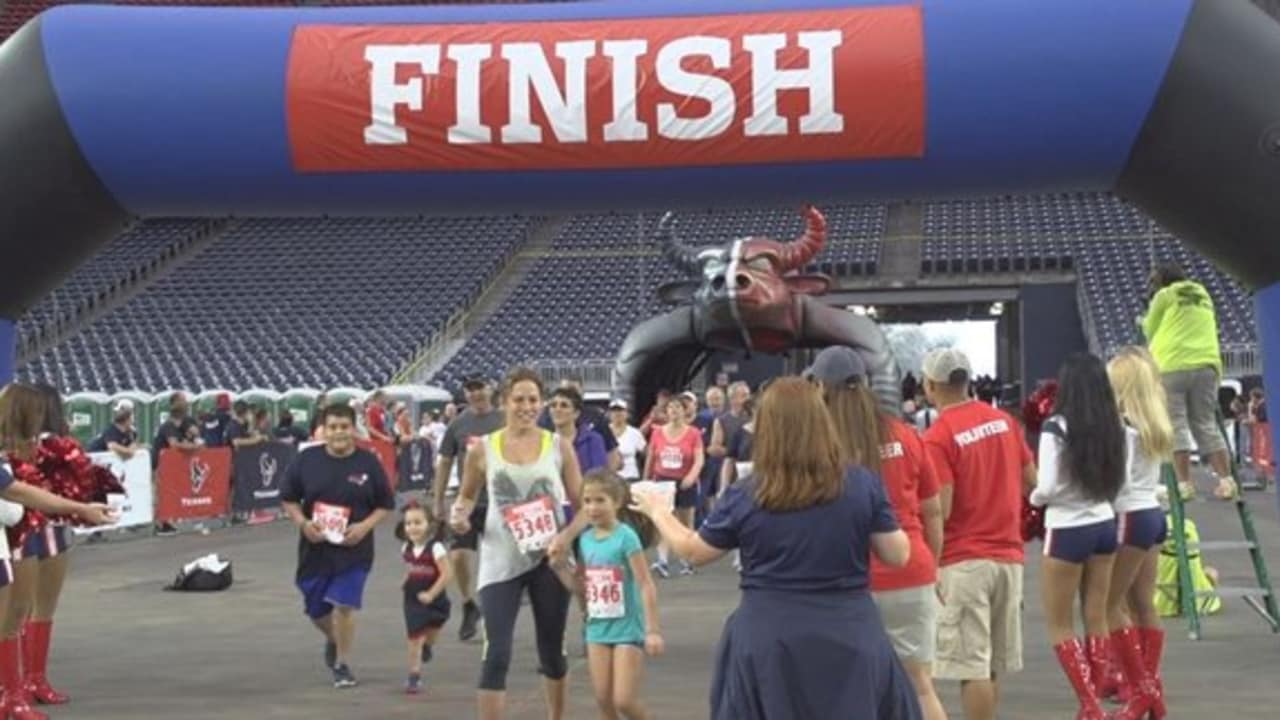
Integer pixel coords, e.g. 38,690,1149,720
778,205,827,271
656,211,701,275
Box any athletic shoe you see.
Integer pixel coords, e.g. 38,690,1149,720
332,664,358,689
324,640,337,670
679,562,695,576
459,601,480,642
651,562,670,579
420,644,433,664
405,673,422,695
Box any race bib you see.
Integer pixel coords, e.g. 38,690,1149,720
313,501,351,545
585,566,625,619
502,496,558,554
659,445,684,471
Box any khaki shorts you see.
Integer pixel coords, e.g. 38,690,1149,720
1162,367,1227,454
934,559,1024,680
872,585,938,664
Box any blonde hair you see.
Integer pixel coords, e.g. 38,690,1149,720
752,377,847,512
1107,346,1174,461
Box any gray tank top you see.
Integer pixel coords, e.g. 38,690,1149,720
477,429,566,590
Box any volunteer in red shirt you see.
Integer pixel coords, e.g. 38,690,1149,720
921,348,1037,720
808,347,947,720
642,393,703,579
365,390,393,444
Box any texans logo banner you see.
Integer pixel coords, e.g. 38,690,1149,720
156,448,232,523
286,6,925,172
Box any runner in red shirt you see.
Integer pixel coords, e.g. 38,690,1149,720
921,348,1036,720
807,347,946,720
642,394,703,578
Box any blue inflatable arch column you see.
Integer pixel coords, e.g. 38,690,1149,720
1,0,1278,428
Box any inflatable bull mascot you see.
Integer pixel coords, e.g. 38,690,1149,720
612,205,900,417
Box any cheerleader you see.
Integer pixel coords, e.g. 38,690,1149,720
0,383,115,720
10,385,80,708
395,502,452,695
1101,347,1170,719
1030,353,1126,720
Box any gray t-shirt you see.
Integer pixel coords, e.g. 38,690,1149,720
440,407,504,500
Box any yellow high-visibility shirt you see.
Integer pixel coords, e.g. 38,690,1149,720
1140,280,1221,375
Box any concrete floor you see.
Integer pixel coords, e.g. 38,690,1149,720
35,476,1280,719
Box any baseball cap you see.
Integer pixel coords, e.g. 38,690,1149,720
922,347,973,385
608,398,628,410
804,346,869,385
462,374,490,390
113,399,135,414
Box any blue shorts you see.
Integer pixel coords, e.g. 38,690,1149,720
1117,508,1167,550
1044,519,1118,563
14,526,70,562
297,565,370,620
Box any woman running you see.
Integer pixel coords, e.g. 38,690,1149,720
1030,353,1126,720
632,376,920,720
641,394,702,578
1102,347,1170,719
450,367,583,720
808,347,948,720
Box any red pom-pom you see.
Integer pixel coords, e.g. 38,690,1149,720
1022,496,1046,543
4,437,126,547
1021,380,1059,435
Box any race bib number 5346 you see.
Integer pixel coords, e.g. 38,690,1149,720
313,502,351,545
502,496,557,553
585,566,625,619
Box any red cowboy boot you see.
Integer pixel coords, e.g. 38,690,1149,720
1087,634,1122,700
0,636,48,720
1111,627,1165,720
1139,626,1167,718
1053,637,1112,720
21,622,68,705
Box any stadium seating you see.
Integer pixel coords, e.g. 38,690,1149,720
17,219,212,346
17,217,530,392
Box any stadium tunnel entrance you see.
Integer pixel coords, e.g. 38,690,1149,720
1,0,1279,450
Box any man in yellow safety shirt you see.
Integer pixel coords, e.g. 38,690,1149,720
1139,262,1236,501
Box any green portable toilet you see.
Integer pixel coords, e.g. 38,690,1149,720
240,388,283,427
64,392,111,447
380,384,453,427
324,386,369,409
109,391,156,444
282,388,322,431
194,389,234,418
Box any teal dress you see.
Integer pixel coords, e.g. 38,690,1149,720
578,523,645,645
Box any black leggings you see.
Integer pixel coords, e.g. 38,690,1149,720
478,560,570,690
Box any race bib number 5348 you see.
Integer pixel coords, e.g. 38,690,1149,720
502,496,557,553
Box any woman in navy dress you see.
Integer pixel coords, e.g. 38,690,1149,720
632,376,922,720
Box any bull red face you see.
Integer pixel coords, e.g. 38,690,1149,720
657,205,831,353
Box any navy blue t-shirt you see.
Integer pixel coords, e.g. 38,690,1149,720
202,411,232,447
281,446,395,581
0,460,12,491
698,466,898,593
89,424,138,453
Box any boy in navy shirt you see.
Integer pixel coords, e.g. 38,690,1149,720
282,403,394,689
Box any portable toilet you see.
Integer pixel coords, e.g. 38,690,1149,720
325,386,369,409
380,384,454,427
109,390,156,443
64,391,111,447
281,388,322,431
240,388,284,427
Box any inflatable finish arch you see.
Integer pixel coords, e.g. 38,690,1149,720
1,0,1278,407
